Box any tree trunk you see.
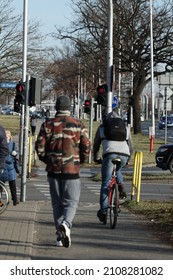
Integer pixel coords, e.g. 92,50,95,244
133,73,146,134
133,94,142,134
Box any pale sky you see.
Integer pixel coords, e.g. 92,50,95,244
13,0,73,47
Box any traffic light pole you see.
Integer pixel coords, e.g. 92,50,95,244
20,0,28,202
19,0,28,161
88,98,94,164
20,75,30,202
106,0,113,114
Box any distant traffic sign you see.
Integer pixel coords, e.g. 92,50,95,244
0,82,17,88
112,96,118,108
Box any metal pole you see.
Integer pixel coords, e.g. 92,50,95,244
20,75,30,202
88,98,94,163
22,0,28,81
118,59,121,115
164,87,167,144
19,0,28,161
106,0,113,114
20,0,28,202
78,60,81,119
150,0,155,137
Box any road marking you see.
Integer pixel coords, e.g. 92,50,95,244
34,184,49,187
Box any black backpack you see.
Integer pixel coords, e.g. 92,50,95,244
103,116,126,141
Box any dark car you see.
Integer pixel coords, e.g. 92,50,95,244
155,143,173,173
159,116,173,129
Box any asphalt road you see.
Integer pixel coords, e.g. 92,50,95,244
141,120,173,143
16,166,173,202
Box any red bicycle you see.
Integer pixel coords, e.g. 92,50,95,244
105,158,121,229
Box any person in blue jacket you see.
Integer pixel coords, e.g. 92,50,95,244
0,130,20,206
0,125,9,207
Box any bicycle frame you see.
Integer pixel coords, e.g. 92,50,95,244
107,159,121,229
108,176,116,205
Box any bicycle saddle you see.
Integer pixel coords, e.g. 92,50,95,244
112,158,121,166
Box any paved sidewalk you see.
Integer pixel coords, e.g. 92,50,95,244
0,201,38,260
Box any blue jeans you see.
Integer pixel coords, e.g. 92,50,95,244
48,176,81,231
100,153,128,213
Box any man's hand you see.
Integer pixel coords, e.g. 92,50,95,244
0,169,4,174
11,151,17,157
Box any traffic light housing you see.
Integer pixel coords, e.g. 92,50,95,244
14,82,25,112
29,77,42,107
95,84,107,106
84,100,91,114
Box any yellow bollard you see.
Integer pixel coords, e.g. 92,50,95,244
131,151,143,203
27,136,33,178
33,134,37,166
136,151,143,203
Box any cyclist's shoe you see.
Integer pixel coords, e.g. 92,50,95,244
119,191,127,199
118,184,127,199
58,221,71,248
97,210,107,224
0,200,4,207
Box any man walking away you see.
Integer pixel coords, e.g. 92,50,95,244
35,95,91,248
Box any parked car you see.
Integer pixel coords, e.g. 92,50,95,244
155,143,173,173
1,106,12,114
158,116,173,129
30,110,42,119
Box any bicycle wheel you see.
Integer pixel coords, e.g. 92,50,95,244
109,184,119,229
0,181,10,215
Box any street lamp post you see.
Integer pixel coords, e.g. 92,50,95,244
20,0,29,202
150,0,155,151
106,0,113,114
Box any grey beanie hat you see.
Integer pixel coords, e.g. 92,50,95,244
55,95,71,111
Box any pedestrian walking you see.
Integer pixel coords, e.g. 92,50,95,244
45,109,50,121
35,95,91,248
0,125,9,207
30,115,37,136
0,130,20,206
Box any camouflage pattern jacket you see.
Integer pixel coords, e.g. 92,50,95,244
35,111,91,179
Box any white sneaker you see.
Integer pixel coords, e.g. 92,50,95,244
56,239,63,247
58,222,71,248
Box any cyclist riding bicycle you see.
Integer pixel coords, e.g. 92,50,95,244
93,108,133,223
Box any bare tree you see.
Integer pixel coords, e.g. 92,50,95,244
52,0,173,133
0,0,48,103
43,43,101,103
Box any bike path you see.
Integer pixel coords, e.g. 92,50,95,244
0,167,173,260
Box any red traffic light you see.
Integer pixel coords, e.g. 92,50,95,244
96,84,107,106
85,100,91,106
84,100,91,113
97,84,108,94
16,82,25,93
